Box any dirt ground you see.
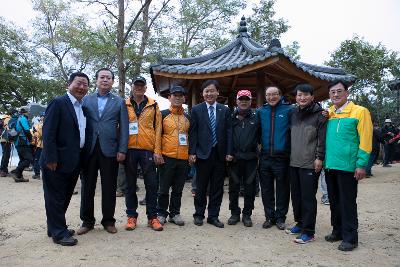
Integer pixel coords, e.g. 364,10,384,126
0,163,399,267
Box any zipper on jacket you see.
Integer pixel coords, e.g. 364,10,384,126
270,106,275,156
336,118,340,133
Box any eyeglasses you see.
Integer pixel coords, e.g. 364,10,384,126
266,93,280,97
329,90,346,95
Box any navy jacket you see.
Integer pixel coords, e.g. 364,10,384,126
189,102,232,161
257,97,294,158
40,94,82,173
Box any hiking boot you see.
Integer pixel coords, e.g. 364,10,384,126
116,191,124,197
157,215,166,225
32,174,41,180
0,171,8,177
382,164,392,167
325,233,342,242
148,218,163,231
294,233,315,244
169,214,185,226
262,219,275,229
242,215,253,227
338,241,358,251
125,217,137,231
14,177,29,183
227,214,240,225
285,225,302,235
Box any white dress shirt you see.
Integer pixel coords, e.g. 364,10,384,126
67,92,86,148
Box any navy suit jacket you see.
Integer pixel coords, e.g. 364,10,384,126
83,92,128,157
189,102,233,161
40,94,82,173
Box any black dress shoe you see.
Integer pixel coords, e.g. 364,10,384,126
52,236,78,246
47,229,75,237
276,221,286,230
207,218,224,228
242,215,253,227
325,233,342,242
193,216,203,226
262,219,276,229
227,214,240,225
338,241,358,251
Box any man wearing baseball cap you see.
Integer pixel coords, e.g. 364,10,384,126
124,75,164,231
156,85,190,227
227,90,259,227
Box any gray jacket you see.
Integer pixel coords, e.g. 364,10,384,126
290,102,327,169
83,92,129,157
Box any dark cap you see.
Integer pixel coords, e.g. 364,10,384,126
169,86,186,95
133,76,146,85
20,108,29,114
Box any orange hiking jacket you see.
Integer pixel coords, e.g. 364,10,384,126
126,97,162,154
161,106,190,160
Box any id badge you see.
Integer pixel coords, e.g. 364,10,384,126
178,133,187,146
129,122,138,135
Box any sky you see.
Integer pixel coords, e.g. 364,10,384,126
0,0,399,108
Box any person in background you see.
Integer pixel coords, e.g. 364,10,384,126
32,112,45,179
0,111,15,177
381,119,398,167
365,123,383,177
11,108,33,183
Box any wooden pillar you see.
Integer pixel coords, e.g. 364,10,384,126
256,70,265,107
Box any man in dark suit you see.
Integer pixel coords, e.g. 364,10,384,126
41,72,89,246
77,68,129,235
189,79,233,228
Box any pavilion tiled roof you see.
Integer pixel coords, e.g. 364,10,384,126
150,17,356,83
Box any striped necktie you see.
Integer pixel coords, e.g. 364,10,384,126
209,105,217,147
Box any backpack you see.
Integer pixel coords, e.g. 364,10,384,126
5,117,19,142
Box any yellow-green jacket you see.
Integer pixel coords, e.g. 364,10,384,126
325,101,372,172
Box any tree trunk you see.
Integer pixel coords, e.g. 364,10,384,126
117,0,125,97
132,2,151,78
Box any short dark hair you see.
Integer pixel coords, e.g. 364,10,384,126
265,84,282,95
328,80,349,91
95,68,115,80
294,83,314,95
201,80,220,92
68,72,90,85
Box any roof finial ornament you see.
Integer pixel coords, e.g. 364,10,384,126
239,16,248,35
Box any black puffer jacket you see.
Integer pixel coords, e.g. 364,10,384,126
231,109,260,160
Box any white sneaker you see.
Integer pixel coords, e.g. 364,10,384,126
157,215,166,225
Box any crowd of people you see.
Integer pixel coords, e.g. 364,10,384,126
1,68,398,252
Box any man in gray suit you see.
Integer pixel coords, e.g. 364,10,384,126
77,68,129,235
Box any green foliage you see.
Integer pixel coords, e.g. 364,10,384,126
247,0,288,46
0,19,65,113
326,35,400,124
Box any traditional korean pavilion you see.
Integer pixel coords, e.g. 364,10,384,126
150,17,356,109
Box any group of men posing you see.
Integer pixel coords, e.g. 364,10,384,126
41,68,372,253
